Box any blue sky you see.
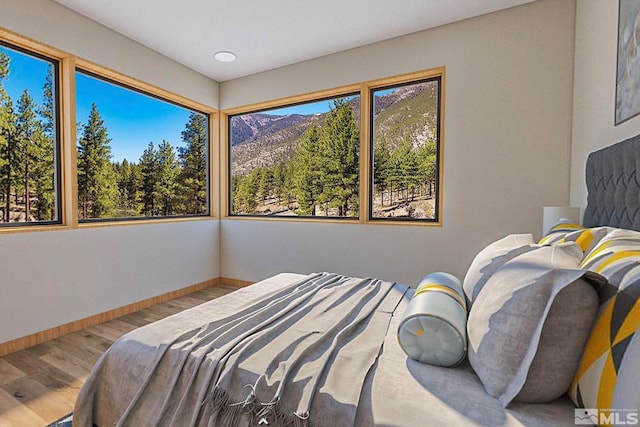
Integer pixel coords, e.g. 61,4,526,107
1,45,194,163
256,90,397,117
1,44,49,107
375,88,397,97
76,73,192,163
264,94,360,116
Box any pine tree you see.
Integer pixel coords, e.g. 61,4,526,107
273,162,286,203
231,174,241,212
258,166,273,202
0,51,9,174
387,148,403,206
0,52,16,222
77,103,118,218
128,163,143,211
418,141,437,196
178,112,208,214
140,142,158,216
113,160,125,213
40,66,55,138
293,125,321,215
95,164,118,217
156,140,180,216
234,170,258,214
33,66,56,220
373,137,391,207
284,162,295,210
115,159,142,216
15,90,46,221
318,99,359,216
397,137,419,200
0,97,18,223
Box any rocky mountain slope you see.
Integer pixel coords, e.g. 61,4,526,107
230,81,438,175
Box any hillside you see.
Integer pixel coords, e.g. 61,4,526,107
230,113,324,174
230,84,438,175
373,81,439,151
231,113,313,146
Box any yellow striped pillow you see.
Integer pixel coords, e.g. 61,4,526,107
539,226,613,255
569,229,640,415
580,229,640,270
538,222,585,246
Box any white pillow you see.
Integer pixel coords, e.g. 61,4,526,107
467,243,600,406
397,272,467,367
463,234,537,304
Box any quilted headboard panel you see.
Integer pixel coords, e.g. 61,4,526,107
583,133,640,230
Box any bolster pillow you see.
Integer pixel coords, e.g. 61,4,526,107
397,272,468,367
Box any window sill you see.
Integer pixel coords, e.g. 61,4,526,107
78,215,216,229
224,215,360,225
223,215,443,227
0,224,69,235
364,218,443,227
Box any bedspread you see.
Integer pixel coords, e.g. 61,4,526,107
73,273,408,427
74,272,580,427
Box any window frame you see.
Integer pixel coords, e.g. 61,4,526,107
1,28,445,231
222,67,445,226
0,28,218,234
367,74,443,224
221,83,363,224
0,33,67,232
74,65,213,224
226,89,363,220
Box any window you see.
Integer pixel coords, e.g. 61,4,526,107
370,77,441,221
2,29,444,230
229,93,361,218
75,69,210,221
225,69,444,225
0,42,60,226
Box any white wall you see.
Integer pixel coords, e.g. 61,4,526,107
220,0,577,285
1,0,218,108
0,0,583,344
0,0,220,344
570,0,640,207
0,222,219,343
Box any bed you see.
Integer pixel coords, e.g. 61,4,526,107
73,133,640,427
73,273,576,427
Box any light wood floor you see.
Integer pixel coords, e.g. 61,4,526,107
0,284,239,427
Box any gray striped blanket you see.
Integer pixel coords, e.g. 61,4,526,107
73,273,409,427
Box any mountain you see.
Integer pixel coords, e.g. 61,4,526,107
230,113,324,174
230,84,438,175
373,81,434,116
231,113,313,146
372,81,439,151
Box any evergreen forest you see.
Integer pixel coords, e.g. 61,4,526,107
0,49,209,223
77,105,208,219
232,99,360,217
230,81,439,219
0,50,57,223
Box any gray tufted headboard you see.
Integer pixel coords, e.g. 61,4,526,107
583,133,640,230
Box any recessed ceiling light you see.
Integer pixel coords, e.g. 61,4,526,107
214,51,237,63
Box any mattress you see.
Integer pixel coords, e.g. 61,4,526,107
74,273,577,427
